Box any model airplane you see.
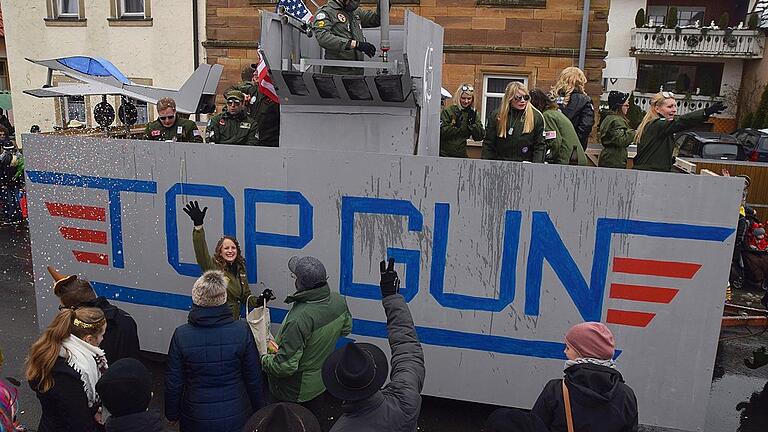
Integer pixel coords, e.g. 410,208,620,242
23,56,223,114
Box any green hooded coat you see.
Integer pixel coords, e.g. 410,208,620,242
312,0,383,75
541,108,587,165
439,104,485,158
598,112,634,168
633,109,708,172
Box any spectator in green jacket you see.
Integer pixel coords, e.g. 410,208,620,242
528,88,586,166
633,92,726,172
261,256,352,432
598,91,634,169
439,83,485,158
482,82,546,162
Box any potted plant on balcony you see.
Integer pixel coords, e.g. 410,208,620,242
665,7,678,29
719,12,730,30
749,13,759,30
635,8,646,28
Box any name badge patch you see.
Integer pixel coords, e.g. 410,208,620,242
177,126,183,134
240,122,251,129
544,131,557,140
151,130,161,137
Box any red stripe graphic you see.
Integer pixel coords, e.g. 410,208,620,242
59,227,108,244
606,309,656,327
46,202,106,222
72,251,109,266
609,283,679,304
613,257,701,279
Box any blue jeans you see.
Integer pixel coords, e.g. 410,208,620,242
0,184,21,222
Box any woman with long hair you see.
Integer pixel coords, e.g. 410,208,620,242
183,200,254,319
633,92,725,172
528,88,586,165
598,91,635,169
439,83,485,158
482,82,546,162
26,307,108,432
550,67,595,151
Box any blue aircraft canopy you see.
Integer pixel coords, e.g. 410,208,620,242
57,56,131,85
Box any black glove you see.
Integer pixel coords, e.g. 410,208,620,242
379,258,400,298
355,41,377,58
465,108,477,124
704,101,727,116
183,200,207,226
254,288,276,307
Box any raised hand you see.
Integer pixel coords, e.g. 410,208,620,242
379,257,400,298
183,200,207,226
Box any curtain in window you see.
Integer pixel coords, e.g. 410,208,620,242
123,0,144,14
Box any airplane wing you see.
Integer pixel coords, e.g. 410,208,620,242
24,83,124,98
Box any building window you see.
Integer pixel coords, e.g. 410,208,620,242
57,0,79,16
135,100,149,125
481,75,528,127
64,96,87,124
647,5,705,27
0,60,9,91
46,0,86,22
636,61,723,96
119,0,145,17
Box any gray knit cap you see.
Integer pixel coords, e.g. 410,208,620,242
288,256,328,292
192,270,228,307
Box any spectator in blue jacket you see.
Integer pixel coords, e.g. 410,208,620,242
165,271,265,432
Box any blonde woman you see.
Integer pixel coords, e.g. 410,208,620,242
439,83,485,158
26,307,108,432
633,92,725,172
482,82,546,162
550,67,594,151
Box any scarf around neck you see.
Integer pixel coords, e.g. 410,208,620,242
60,335,108,407
564,357,616,371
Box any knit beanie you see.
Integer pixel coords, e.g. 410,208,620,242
608,91,630,112
484,408,548,432
95,358,152,417
288,256,328,292
565,322,615,360
242,402,321,432
192,270,227,307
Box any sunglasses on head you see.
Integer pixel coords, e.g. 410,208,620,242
461,85,474,93
512,94,530,102
661,91,676,98
226,99,242,106
159,114,175,121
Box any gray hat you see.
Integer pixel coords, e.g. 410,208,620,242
288,256,327,291
192,270,227,307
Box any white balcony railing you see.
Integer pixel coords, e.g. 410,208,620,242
632,92,728,116
631,27,764,58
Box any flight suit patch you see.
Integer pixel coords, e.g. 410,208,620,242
151,130,161,137
317,20,326,28
337,13,347,22
240,122,251,129
219,119,226,125
316,12,327,20
177,126,183,134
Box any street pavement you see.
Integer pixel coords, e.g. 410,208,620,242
1,223,767,431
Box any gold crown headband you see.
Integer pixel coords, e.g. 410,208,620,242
73,317,105,329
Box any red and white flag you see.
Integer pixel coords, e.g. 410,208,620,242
257,49,280,104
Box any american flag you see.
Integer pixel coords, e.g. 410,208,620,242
257,49,280,104
276,0,314,24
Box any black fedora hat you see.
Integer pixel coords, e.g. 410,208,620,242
321,342,388,401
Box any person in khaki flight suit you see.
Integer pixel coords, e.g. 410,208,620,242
312,0,384,75
205,90,260,146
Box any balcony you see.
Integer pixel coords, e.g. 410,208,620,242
631,27,764,58
632,92,728,116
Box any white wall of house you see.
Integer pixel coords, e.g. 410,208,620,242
3,1,198,141
604,0,644,93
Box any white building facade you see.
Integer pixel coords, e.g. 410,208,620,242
3,0,206,139
603,0,764,132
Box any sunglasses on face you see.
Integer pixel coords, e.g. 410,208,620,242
159,114,175,121
512,94,530,102
226,100,242,106
461,85,474,93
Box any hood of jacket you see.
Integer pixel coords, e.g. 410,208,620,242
81,296,118,320
188,304,235,327
285,283,331,304
564,363,625,404
106,411,165,432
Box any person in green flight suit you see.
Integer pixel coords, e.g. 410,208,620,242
206,90,260,146
144,97,203,143
228,62,280,147
439,83,485,158
598,91,635,169
312,0,384,75
482,81,546,163
528,88,587,166
633,92,725,172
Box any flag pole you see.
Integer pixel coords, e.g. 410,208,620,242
307,0,321,9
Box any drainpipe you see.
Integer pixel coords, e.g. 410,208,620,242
578,0,591,70
192,0,201,120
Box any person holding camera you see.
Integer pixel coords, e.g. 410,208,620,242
440,83,485,158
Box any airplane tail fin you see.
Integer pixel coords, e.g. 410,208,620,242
176,64,224,114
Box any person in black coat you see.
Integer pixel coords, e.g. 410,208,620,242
48,266,141,364
550,67,595,151
532,322,638,432
165,271,265,432
26,307,109,432
97,358,165,432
